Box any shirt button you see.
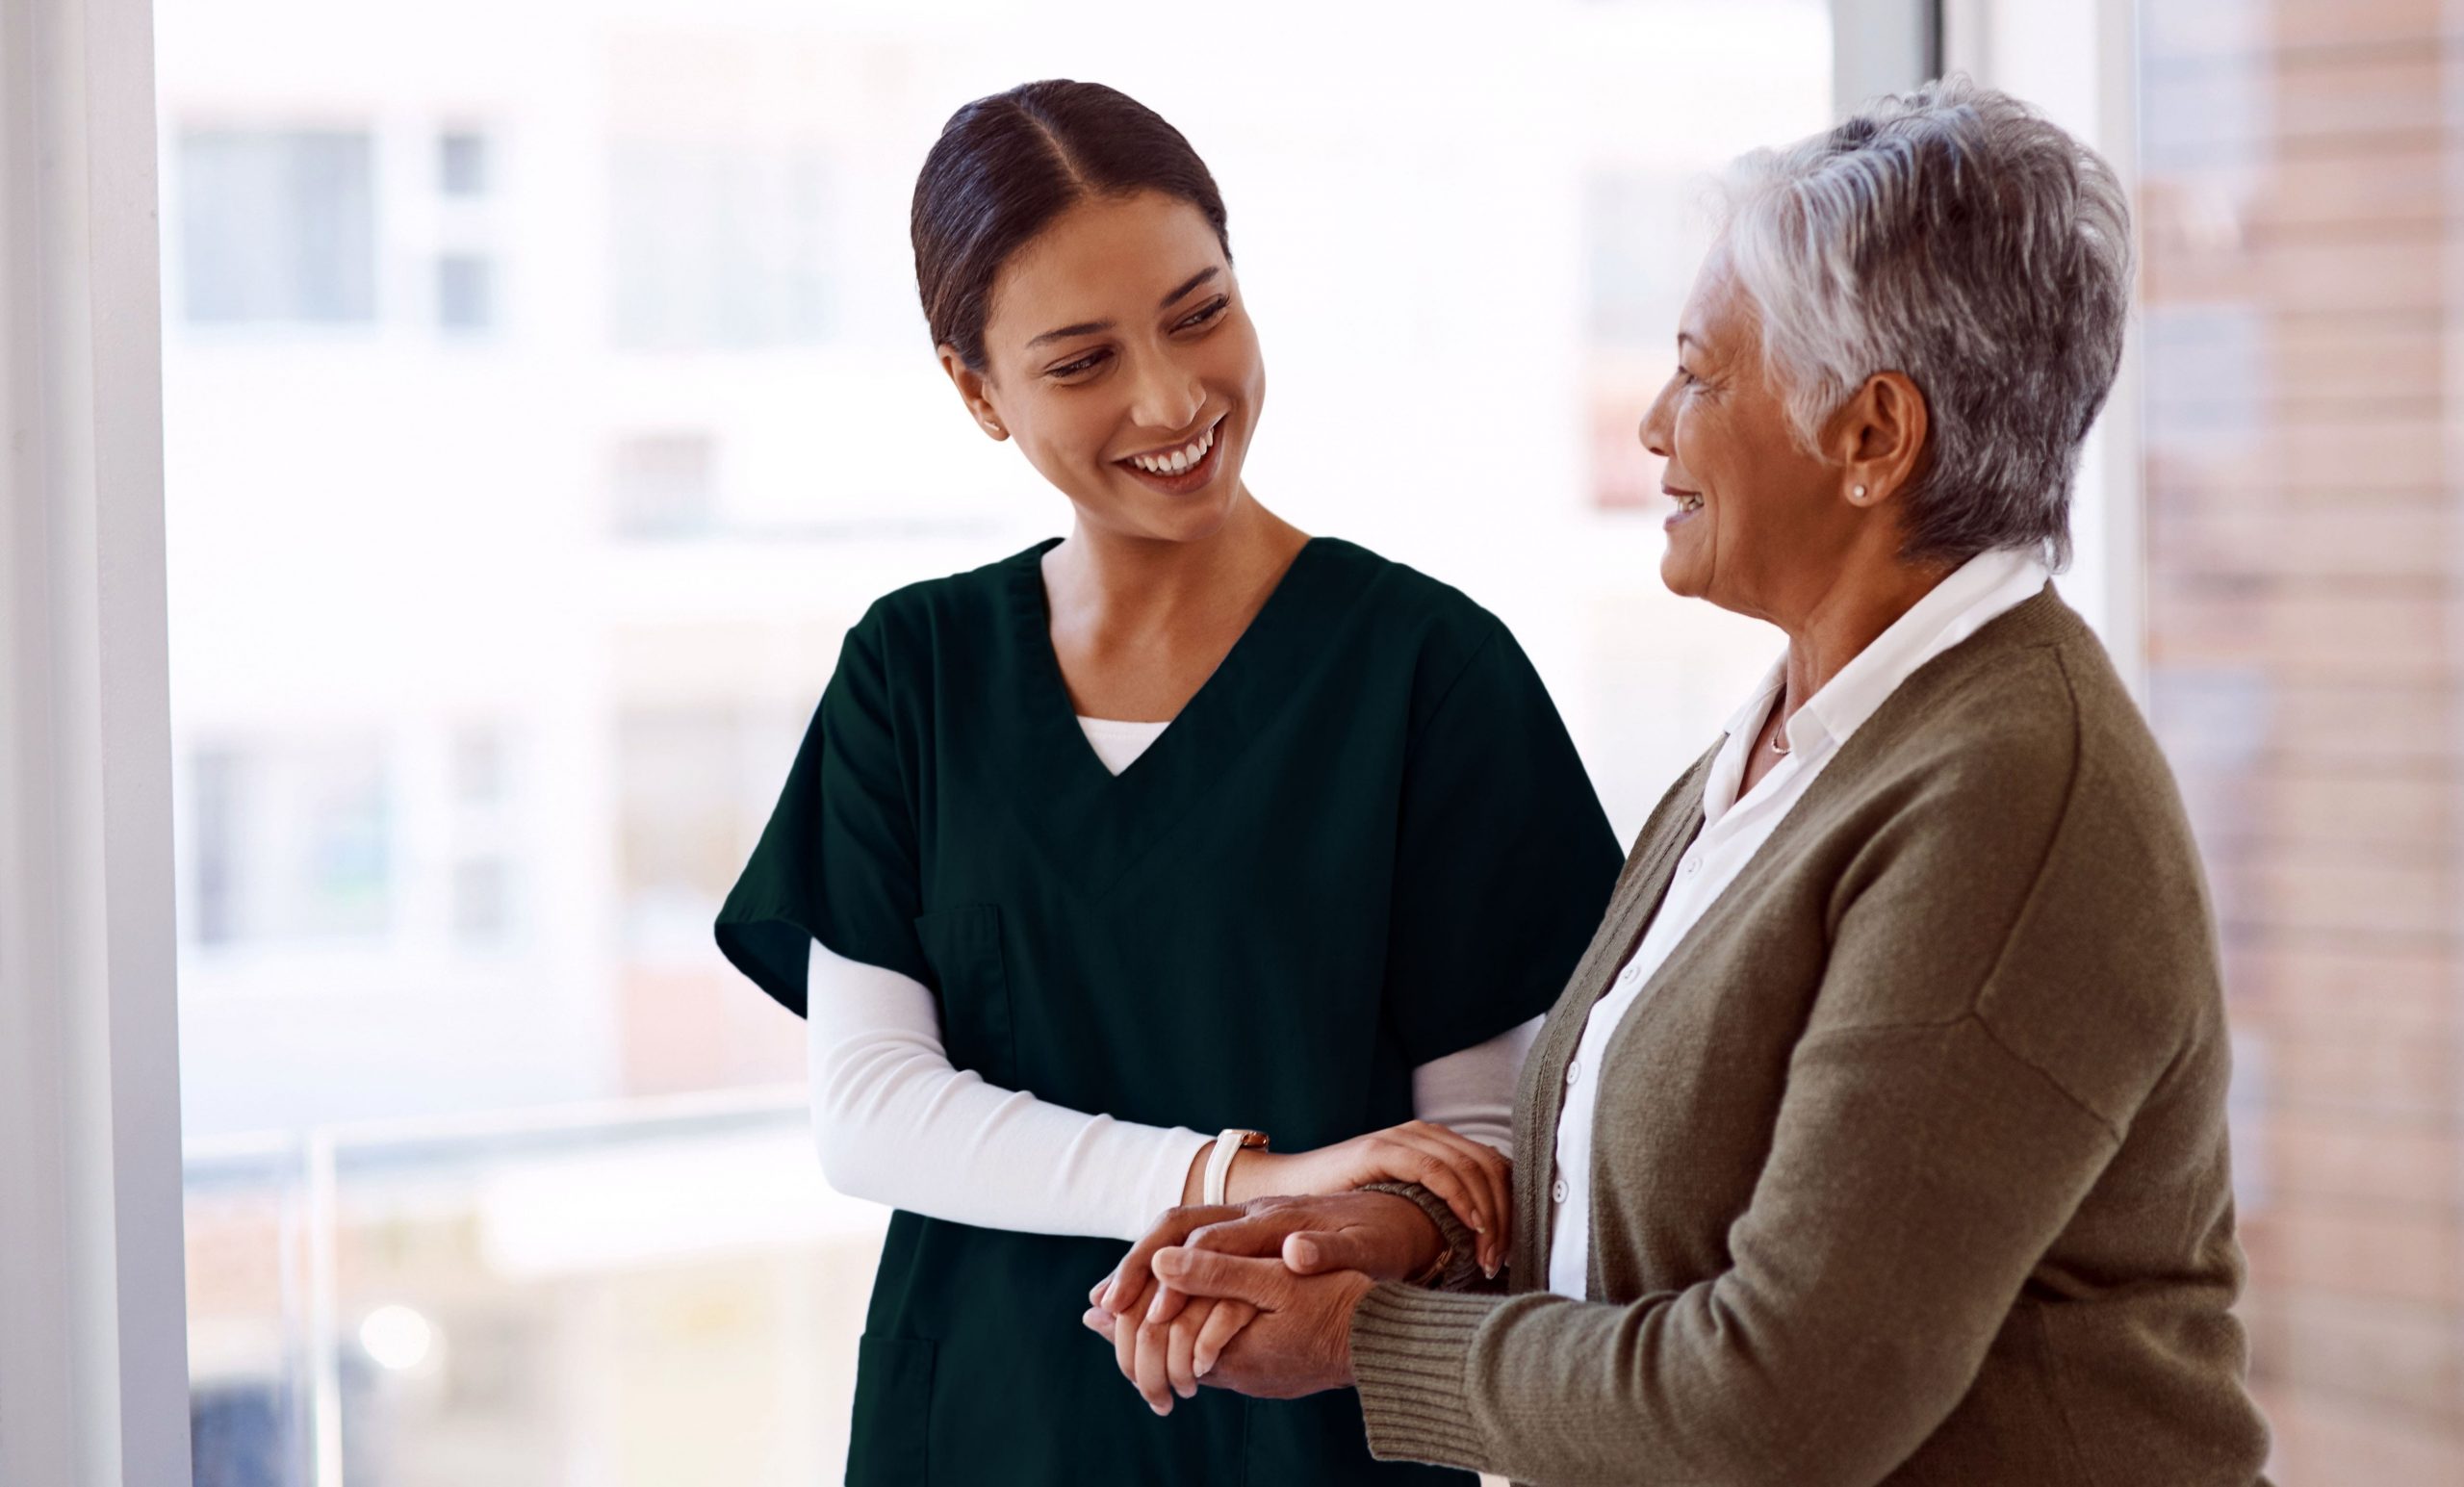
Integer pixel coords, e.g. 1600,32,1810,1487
1683,858,1703,879
1551,1177,1569,1204
1564,1060,1581,1088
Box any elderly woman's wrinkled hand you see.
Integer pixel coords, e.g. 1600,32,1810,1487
1142,1246,1375,1401
1083,1192,1447,1414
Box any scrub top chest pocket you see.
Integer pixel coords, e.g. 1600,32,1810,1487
913,904,1016,1089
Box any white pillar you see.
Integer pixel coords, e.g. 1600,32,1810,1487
1940,0,2146,693
0,0,191,1482
1831,0,1939,115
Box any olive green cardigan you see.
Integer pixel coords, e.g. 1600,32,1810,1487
1348,588,2272,1486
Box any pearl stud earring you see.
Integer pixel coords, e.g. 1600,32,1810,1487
1852,484,1867,500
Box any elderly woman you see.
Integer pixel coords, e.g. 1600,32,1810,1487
1085,79,2272,1485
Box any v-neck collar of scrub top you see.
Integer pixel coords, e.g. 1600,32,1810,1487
999,533,1338,901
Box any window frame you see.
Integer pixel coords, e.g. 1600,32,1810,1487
1,0,194,1483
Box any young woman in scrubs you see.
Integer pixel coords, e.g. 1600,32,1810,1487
715,80,1621,1486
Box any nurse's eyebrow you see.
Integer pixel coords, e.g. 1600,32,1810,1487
1026,268,1223,347
1157,266,1219,308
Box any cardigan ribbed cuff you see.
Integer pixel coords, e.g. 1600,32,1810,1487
1354,1180,1495,1293
1347,1281,1501,1470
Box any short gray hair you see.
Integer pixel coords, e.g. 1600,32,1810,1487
1718,75,2131,570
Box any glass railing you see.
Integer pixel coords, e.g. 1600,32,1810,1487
185,1087,887,1487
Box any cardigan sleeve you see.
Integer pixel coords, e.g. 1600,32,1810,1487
1349,1024,2120,1485
1347,683,2200,1487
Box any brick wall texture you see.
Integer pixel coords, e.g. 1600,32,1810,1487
2138,2,2464,1480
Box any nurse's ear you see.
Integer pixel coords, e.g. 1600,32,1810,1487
938,344,1010,442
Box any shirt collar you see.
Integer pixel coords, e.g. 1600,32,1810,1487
1786,545,2050,755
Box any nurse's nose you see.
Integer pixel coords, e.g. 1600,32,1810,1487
1125,351,1204,437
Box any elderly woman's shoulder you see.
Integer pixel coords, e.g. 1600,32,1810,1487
1856,597,2203,911
1904,596,2177,788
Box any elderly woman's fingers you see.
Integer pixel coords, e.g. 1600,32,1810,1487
1191,1298,1258,1378
1281,1224,1395,1276
1102,1203,1241,1315
1152,1245,1295,1309
1179,1206,1318,1260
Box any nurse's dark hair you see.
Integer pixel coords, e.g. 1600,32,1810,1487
911,79,1231,372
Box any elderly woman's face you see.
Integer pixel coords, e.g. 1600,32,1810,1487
1639,244,1862,621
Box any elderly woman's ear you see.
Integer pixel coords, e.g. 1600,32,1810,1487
1825,369,1928,511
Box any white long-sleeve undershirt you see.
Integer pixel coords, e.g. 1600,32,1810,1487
800,715,1542,1243
805,945,1540,1241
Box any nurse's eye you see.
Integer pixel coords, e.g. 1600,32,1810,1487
1046,347,1112,380
1175,295,1230,332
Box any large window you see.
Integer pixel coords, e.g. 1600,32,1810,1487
162,2,1833,1481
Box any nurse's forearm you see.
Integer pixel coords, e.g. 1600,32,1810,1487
803,943,1533,1238
1411,1015,1541,1153
806,941,1212,1241
1180,1015,1543,1204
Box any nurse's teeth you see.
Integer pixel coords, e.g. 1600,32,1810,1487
1127,423,1216,475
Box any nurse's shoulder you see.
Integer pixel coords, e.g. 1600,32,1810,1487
830,540,1049,673
1305,536,1527,723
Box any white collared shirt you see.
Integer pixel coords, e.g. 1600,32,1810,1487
1544,546,2052,1297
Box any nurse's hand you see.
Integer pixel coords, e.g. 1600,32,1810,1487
1192,1120,1511,1275
1083,1269,1256,1416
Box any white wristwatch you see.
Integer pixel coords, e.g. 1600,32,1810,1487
1203,1128,1270,1206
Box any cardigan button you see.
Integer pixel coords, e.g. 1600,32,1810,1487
1564,1060,1581,1088
1551,1177,1569,1204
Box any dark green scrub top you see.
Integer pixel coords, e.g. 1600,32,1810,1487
716,536,1620,1487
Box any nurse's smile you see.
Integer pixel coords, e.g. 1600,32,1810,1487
1113,413,1228,496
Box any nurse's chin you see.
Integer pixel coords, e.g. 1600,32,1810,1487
1131,497,1244,549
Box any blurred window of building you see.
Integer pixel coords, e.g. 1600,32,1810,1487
437,252,496,332
610,432,719,537
439,129,491,196
608,141,832,350
185,739,393,946
178,128,378,326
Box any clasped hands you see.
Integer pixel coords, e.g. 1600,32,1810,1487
1080,1190,1444,1413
